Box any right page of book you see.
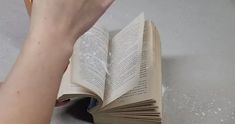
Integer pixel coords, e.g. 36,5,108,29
103,14,145,106
102,20,162,110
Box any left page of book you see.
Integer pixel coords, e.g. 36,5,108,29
57,64,94,101
71,24,109,100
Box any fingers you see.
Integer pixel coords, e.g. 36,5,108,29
24,0,33,16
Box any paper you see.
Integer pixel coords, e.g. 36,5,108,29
72,24,109,99
103,14,145,105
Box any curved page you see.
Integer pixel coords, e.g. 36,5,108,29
72,24,109,100
103,13,145,106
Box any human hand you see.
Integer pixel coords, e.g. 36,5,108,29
23,0,114,108
26,0,114,45
0,1,114,123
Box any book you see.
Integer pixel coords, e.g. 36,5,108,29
57,13,162,124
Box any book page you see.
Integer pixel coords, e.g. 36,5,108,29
102,20,155,109
57,65,94,100
103,14,145,106
152,23,162,117
71,24,109,100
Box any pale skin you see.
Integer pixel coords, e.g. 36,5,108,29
0,0,113,124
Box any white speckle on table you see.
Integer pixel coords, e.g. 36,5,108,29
201,112,206,116
220,119,224,122
162,85,167,96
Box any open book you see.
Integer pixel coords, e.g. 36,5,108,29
57,14,162,124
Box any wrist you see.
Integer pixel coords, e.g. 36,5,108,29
28,17,82,46
24,30,74,58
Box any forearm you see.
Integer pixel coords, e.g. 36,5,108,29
0,33,73,124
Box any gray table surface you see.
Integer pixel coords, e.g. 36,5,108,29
1,0,235,124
